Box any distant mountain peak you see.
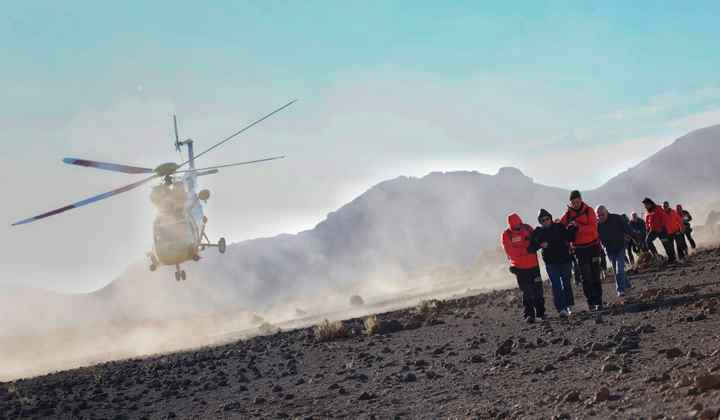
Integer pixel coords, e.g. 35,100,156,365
496,166,533,183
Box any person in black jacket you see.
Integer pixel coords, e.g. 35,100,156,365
529,209,577,317
629,212,647,251
597,206,634,299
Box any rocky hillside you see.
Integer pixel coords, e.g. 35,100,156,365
4,247,720,419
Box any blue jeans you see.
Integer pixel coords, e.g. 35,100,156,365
545,263,574,313
607,251,631,295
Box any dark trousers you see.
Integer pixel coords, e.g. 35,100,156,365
575,244,603,307
684,228,696,249
647,231,676,263
675,233,688,260
626,242,635,265
514,266,545,319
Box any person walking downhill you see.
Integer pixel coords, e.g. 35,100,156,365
642,198,676,263
677,204,697,250
629,212,647,252
501,213,546,323
561,191,603,311
597,206,634,301
622,214,636,266
529,209,576,318
663,201,687,261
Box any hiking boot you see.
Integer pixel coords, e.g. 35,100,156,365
559,310,569,318
524,316,535,324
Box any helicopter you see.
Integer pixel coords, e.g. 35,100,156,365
12,100,296,281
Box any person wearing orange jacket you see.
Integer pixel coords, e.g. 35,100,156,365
677,204,697,249
663,201,687,261
560,190,603,311
501,213,546,323
642,198,676,263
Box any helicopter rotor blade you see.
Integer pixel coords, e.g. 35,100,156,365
62,158,154,174
173,114,181,153
173,156,286,173
176,99,296,170
11,174,158,226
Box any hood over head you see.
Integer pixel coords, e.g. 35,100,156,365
537,208,553,223
508,213,523,230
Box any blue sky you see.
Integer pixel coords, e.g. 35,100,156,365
2,1,720,291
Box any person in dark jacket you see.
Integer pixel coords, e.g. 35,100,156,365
643,198,676,263
597,206,634,298
629,212,647,251
529,209,576,317
622,214,635,266
677,204,697,250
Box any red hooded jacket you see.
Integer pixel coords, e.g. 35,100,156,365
645,206,666,233
560,202,599,247
501,213,539,269
665,208,683,234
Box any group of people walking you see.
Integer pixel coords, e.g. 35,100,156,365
501,190,696,323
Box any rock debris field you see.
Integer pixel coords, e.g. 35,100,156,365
4,246,720,419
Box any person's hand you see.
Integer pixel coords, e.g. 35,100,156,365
540,242,549,249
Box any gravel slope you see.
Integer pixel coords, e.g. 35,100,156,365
3,247,720,420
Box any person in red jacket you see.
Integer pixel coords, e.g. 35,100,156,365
677,204,697,249
502,213,546,323
560,190,603,311
642,198,676,263
664,201,687,261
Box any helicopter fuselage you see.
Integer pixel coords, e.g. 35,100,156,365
150,171,205,266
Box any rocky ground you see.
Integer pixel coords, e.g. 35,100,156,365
3,247,720,419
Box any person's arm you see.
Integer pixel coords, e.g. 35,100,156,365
685,211,693,222
527,228,541,253
501,231,513,260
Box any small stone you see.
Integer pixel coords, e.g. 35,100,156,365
594,387,610,403
401,372,417,383
694,373,720,391
358,391,374,401
661,347,684,359
563,391,580,403
601,363,620,373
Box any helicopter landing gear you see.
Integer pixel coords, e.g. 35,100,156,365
199,236,228,254
174,265,186,281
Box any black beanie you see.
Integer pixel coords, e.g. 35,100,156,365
642,197,655,206
569,190,582,201
538,208,553,223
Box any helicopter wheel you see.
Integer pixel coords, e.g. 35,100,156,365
218,237,227,254
174,271,181,282
150,264,157,272
180,270,186,281
192,254,200,262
